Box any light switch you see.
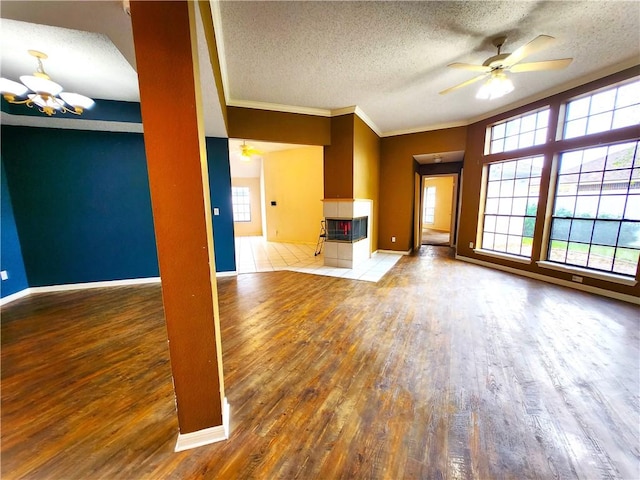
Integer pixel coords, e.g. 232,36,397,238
213,207,220,216
1,270,8,280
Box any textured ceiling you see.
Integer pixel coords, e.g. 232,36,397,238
219,1,640,135
1,1,639,139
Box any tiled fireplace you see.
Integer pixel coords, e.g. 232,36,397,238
322,199,372,268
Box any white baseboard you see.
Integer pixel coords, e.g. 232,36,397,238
175,397,230,452
377,249,411,255
455,254,639,305
0,277,162,307
0,288,31,307
30,277,161,293
216,271,237,278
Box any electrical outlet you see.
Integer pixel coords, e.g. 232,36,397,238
0,270,8,281
572,275,583,283
469,242,474,249
391,236,396,243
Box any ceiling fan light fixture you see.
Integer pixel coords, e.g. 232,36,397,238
476,71,514,100
0,50,95,116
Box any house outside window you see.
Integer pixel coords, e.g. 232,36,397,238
231,186,251,222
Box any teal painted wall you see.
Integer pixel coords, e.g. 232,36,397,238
1,125,236,289
1,157,28,298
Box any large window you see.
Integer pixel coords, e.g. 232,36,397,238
478,75,640,282
548,142,640,276
481,156,543,257
231,186,251,222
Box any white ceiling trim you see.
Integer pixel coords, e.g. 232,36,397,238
227,99,332,117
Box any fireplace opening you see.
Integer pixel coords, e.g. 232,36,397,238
326,217,368,243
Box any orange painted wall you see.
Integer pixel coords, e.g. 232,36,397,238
379,127,467,251
228,107,331,146
353,116,380,252
324,114,355,199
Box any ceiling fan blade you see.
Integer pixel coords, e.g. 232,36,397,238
510,58,573,73
447,62,492,73
439,73,488,95
503,35,556,67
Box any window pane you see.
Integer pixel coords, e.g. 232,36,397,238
567,97,590,120
598,195,626,219
612,104,640,129
589,90,616,115
574,196,599,218
482,232,495,249
567,242,589,266
506,118,521,136
560,151,584,174
493,122,506,139
487,181,500,198
549,240,568,262
512,197,527,215
509,216,524,235
485,198,499,214
550,218,571,241
586,111,613,135
494,234,507,251
495,216,509,234
619,222,640,248
569,219,594,243
615,80,640,108
519,131,535,149
613,248,640,276
554,196,576,216
587,245,614,271
565,118,586,139
504,136,519,152
521,113,537,132
506,236,521,255
625,195,640,220
500,179,515,196
484,215,497,232
592,220,620,246
489,163,503,180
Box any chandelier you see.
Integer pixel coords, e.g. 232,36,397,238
0,50,95,116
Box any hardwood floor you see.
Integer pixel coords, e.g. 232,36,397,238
2,247,639,479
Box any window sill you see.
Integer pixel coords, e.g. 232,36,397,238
537,261,638,286
473,249,532,264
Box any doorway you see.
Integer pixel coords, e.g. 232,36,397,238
421,175,457,246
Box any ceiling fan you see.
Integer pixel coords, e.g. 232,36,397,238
238,141,262,161
439,35,573,99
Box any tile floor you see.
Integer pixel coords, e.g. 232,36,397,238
233,236,403,282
